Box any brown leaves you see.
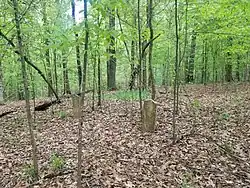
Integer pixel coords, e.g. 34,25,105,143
0,84,250,187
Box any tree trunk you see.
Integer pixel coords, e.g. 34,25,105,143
186,30,196,83
201,40,208,84
71,0,82,91
142,40,147,89
0,58,4,103
137,0,143,119
12,0,38,179
236,55,240,81
129,13,137,90
129,40,136,90
172,0,179,143
78,0,89,187
42,2,53,97
80,0,89,103
225,52,233,82
147,0,155,99
53,50,58,94
62,50,71,94
97,11,101,107
97,54,101,106
225,37,233,82
107,8,116,90
92,54,96,111
142,99,156,132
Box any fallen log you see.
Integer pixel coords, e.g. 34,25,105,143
34,100,61,111
0,110,16,118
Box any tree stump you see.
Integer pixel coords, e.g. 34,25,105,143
142,99,157,132
72,94,81,119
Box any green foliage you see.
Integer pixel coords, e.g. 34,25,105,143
49,153,65,172
22,164,37,183
58,111,67,119
181,173,195,188
192,99,201,109
221,112,230,120
104,90,150,101
1,0,250,100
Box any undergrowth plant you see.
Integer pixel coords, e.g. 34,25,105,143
181,173,195,188
49,153,65,172
58,111,67,119
22,164,37,183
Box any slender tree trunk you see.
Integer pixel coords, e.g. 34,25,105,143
212,42,217,85
225,52,233,82
0,58,4,103
247,52,250,82
62,50,71,94
129,40,136,90
97,54,101,106
186,30,196,83
138,0,143,119
81,0,89,103
97,12,101,107
53,50,58,94
201,40,208,84
142,40,147,90
42,2,53,97
172,0,179,143
129,13,137,90
71,0,82,91
147,0,155,99
236,54,240,81
92,54,96,111
225,37,233,82
78,0,89,187
107,8,116,90
12,0,38,179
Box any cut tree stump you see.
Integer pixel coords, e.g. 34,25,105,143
142,99,157,132
71,94,81,119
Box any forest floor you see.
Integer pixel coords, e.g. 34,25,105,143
1,83,250,188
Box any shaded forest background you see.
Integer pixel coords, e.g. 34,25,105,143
1,0,250,102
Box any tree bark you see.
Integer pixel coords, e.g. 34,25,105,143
147,0,156,99
71,0,82,91
53,50,58,94
107,8,116,90
42,2,53,97
129,40,136,90
142,99,156,132
137,0,143,120
236,55,240,81
0,57,4,103
62,50,71,94
12,0,39,179
78,0,89,187
172,0,179,143
97,12,101,107
129,12,137,90
186,30,196,83
225,37,233,82
201,40,208,84
97,54,101,106
80,0,89,104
